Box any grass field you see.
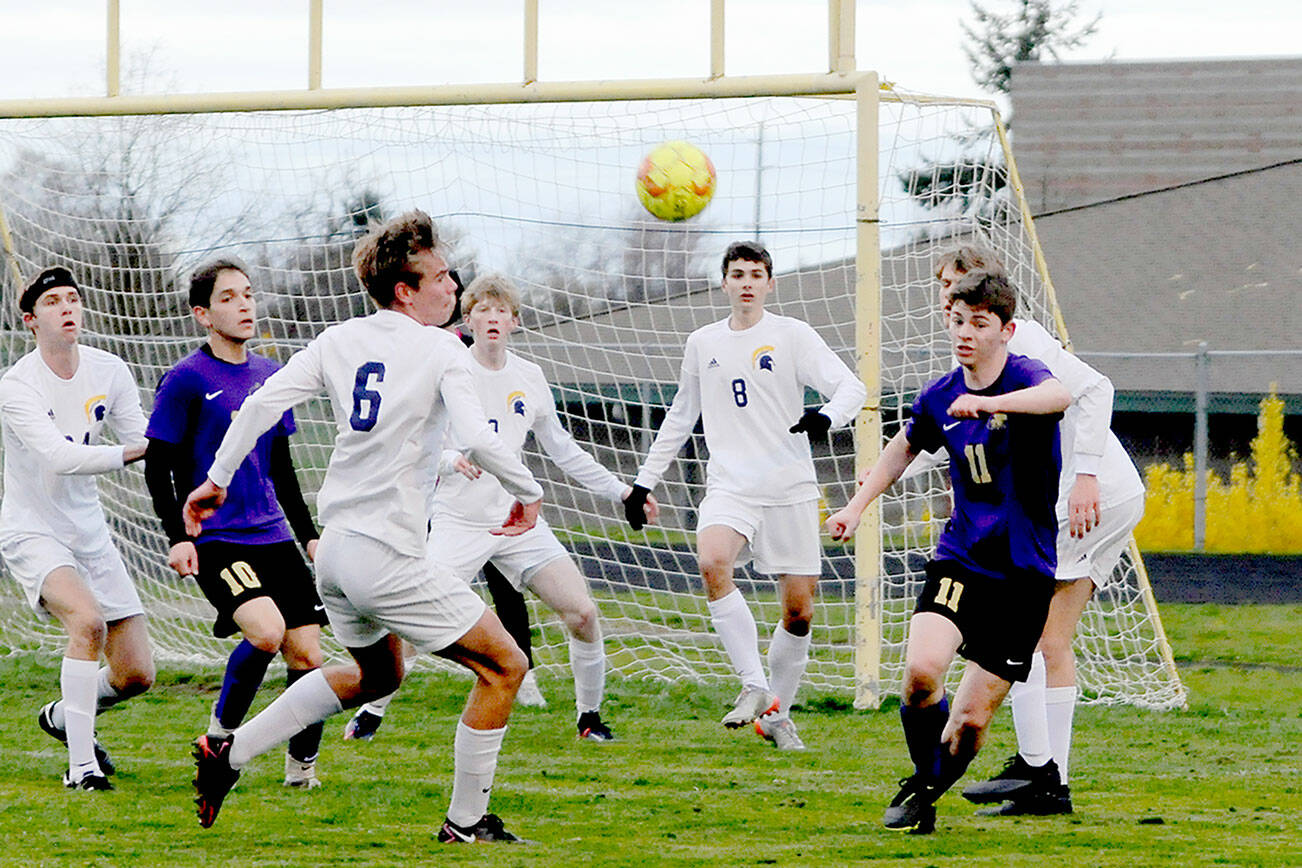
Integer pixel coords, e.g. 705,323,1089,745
1,602,1298,867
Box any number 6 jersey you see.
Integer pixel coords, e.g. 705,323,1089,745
206,309,542,557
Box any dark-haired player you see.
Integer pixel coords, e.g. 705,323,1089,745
625,241,866,749
826,271,1071,833
0,266,155,791
145,258,327,788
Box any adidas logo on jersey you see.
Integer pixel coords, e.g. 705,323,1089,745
707,358,720,369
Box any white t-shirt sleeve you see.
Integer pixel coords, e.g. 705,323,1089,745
530,370,626,503
442,357,544,504
0,378,126,474
1011,319,1112,475
105,357,147,446
634,334,702,491
793,322,866,428
209,338,326,487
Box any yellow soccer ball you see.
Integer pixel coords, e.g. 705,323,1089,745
635,140,716,221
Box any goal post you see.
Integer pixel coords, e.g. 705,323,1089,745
0,75,1185,710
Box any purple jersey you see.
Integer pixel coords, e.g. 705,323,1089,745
147,346,295,544
906,353,1062,581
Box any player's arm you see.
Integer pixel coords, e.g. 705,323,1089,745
826,429,917,541
1013,320,1113,535
789,323,868,437
532,392,661,528
441,361,543,535
269,435,320,559
185,341,326,536
0,379,141,472
626,339,702,528
143,438,199,576
104,357,149,462
946,378,1071,418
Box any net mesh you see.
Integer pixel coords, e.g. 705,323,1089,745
0,91,1184,709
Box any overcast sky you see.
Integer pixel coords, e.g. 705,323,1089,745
0,0,1299,103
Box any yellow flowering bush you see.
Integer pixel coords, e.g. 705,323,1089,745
1135,389,1301,553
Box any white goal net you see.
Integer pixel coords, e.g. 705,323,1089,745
0,89,1184,710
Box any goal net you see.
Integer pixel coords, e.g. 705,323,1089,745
0,88,1185,710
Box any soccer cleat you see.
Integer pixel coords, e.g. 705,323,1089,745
883,776,939,834
193,734,241,828
576,710,615,741
720,687,780,729
343,708,384,742
755,714,806,751
38,701,116,776
962,755,1060,804
283,753,322,789
515,669,547,708
976,785,1074,817
437,813,526,844
63,769,113,791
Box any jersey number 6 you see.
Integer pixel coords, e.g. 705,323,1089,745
350,361,385,431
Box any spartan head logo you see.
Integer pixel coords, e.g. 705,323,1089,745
986,413,1007,431
751,345,776,372
507,390,527,416
83,394,108,424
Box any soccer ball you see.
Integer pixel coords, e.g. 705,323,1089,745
635,140,716,221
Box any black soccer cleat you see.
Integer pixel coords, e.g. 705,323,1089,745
962,755,1060,804
343,708,384,742
976,785,1074,817
577,710,615,742
437,813,526,844
64,770,114,791
883,776,939,835
193,734,241,829
38,701,116,776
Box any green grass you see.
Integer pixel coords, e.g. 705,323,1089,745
1,603,1298,867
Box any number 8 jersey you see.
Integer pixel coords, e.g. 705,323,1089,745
635,311,866,505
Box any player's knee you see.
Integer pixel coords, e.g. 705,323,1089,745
901,666,944,706
284,646,323,671
565,602,600,642
360,666,402,700
116,663,155,698
67,612,108,653
1038,631,1074,667
781,607,812,636
498,643,529,689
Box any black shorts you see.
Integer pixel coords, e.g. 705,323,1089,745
194,540,327,638
914,559,1054,684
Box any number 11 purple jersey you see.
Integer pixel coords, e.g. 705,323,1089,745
905,353,1062,581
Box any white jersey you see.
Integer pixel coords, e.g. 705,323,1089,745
635,311,866,505
208,309,543,558
905,319,1144,516
432,351,627,528
1007,319,1144,515
0,346,146,553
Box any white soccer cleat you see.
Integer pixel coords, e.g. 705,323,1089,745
515,669,547,708
755,713,806,750
283,753,322,789
720,687,780,728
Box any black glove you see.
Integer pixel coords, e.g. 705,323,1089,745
623,484,651,531
789,408,832,438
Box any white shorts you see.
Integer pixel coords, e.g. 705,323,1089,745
427,516,569,594
1055,494,1145,587
697,493,821,577
0,533,143,621
314,527,485,654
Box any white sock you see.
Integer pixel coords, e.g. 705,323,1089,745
1010,651,1052,766
96,666,125,712
447,722,506,827
707,590,768,691
229,669,342,768
362,692,396,716
766,624,810,719
569,636,605,714
60,657,100,777
1045,685,1077,783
